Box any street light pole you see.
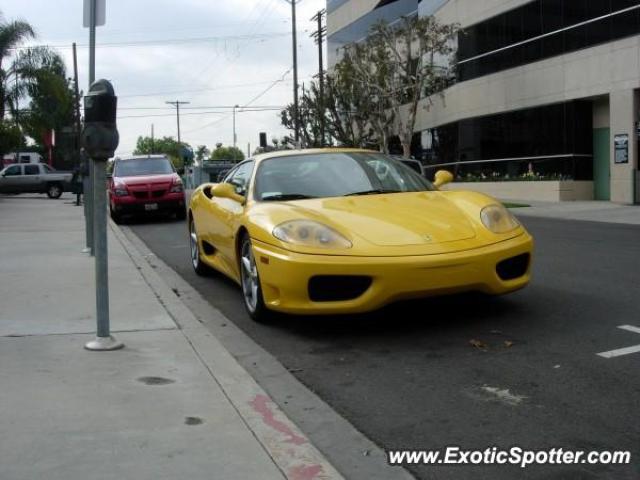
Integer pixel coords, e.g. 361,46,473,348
233,104,239,150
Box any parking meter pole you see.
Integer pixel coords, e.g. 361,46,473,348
82,78,122,352
85,157,123,351
86,160,95,255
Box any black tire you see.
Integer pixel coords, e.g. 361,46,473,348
239,234,272,323
110,207,122,224
46,183,63,199
189,217,212,275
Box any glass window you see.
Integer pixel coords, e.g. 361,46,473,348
254,153,434,201
24,165,39,175
42,164,54,173
456,0,640,83
114,157,174,177
227,161,254,195
4,165,21,176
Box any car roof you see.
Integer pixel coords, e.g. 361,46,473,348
115,155,169,161
252,148,378,164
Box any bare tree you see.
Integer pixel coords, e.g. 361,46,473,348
344,16,459,157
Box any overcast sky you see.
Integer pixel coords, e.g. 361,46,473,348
2,0,325,157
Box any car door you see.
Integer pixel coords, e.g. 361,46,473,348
202,160,254,277
23,164,41,192
0,165,23,193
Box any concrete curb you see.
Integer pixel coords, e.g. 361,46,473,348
109,220,345,480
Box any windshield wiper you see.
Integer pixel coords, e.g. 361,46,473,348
261,193,316,201
345,189,402,196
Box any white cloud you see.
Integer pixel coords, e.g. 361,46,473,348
2,0,325,155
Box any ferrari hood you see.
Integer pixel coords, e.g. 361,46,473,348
284,192,476,247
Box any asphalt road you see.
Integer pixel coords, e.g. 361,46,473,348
129,214,640,480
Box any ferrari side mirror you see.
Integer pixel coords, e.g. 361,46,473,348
212,182,245,203
433,170,454,188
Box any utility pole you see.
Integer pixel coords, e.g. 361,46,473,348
72,43,82,206
284,0,301,145
151,123,155,153
166,100,189,144
232,104,240,149
311,9,326,146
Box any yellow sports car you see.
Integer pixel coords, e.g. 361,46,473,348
188,149,533,322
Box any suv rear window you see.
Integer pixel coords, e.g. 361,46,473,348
114,158,174,177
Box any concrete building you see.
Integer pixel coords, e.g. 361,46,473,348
327,0,640,203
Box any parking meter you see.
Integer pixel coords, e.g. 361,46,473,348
82,79,123,352
82,79,119,159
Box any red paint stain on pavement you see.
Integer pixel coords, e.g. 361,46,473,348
249,394,307,445
289,463,324,480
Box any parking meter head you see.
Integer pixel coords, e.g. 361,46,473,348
82,79,119,159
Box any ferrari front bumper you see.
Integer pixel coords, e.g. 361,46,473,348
252,232,534,315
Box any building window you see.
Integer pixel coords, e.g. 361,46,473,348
420,101,594,180
457,0,640,82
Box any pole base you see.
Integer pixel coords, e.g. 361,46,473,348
84,336,124,351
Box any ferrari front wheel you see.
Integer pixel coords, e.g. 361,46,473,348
240,235,271,323
189,218,210,276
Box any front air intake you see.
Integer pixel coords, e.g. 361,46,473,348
308,275,372,302
496,253,530,281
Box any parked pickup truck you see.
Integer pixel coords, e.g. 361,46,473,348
0,163,73,199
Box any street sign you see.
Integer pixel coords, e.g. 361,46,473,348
83,0,106,27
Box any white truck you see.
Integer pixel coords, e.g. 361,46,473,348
0,163,73,199
2,152,43,168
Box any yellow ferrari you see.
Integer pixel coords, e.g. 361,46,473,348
188,149,533,322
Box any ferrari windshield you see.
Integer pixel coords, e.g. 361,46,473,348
254,152,434,201
114,158,174,177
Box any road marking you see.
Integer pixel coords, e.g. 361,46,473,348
618,324,640,335
597,325,640,358
480,386,526,406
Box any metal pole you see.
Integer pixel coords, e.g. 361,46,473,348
84,157,122,351
176,102,181,144
85,0,96,256
72,43,82,207
15,73,20,167
151,123,154,153
291,0,300,145
311,9,326,146
233,104,239,149
166,100,189,144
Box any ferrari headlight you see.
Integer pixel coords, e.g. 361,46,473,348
480,204,520,233
272,220,352,249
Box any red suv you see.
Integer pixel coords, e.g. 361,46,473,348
108,155,186,223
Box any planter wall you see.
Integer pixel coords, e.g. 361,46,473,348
443,181,594,202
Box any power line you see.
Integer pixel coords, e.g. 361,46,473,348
7,31,299,51
118,107,283,119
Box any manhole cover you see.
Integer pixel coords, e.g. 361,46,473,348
137,376,175,386
184,416,204,426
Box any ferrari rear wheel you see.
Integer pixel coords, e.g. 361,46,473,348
189,218,210,275
240,234,271,323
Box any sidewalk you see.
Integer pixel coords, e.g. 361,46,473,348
0,194,343,480
504,199,640,225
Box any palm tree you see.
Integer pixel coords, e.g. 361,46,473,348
0,11,36,119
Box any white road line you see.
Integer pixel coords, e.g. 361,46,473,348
597,345,640,359
597,325,640,358
618,325,640,335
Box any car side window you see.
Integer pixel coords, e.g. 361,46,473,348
24,165,39,175
42,164,53,173
228,161,255,195
4,165,21,176
222,166,239,184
